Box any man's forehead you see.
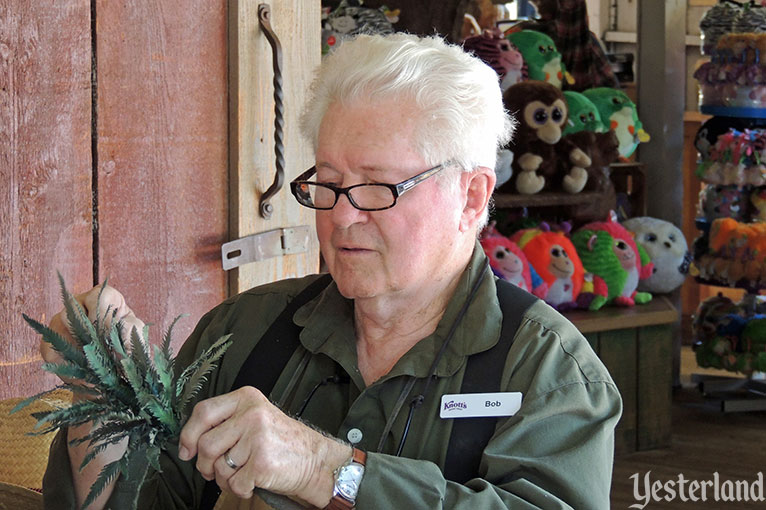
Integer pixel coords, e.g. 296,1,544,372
315,161,407,178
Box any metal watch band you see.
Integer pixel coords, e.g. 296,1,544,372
324,448,367,510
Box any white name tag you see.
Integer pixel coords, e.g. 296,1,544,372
439,392,522,419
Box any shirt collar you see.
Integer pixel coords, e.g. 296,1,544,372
293,242,503,382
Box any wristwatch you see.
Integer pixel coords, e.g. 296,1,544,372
325,448,367,510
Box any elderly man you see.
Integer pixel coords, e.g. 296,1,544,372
42,34,621,510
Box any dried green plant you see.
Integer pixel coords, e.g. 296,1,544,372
13,275,232,509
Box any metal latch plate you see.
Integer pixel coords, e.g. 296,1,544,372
221,226,311,270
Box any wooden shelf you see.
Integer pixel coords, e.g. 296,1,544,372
493,191,601,208
564,296,678,334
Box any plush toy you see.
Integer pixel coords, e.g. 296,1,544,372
510,226,584,310
698,184,750,221
562,130,620,192
506,30,574,89
622,216,691,294
480,225,546,296
692,293,739,346
322,1,396,54
751,186,766,221
463,28,527,92
694,116,752,159
495,148,514,188
563,91,605,136
572,214,654,310
500,81,591,194
581,87,651,159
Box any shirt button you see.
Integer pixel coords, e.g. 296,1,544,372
347,428,363,444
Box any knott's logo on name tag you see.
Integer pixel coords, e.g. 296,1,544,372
439,392,522,419
442,400,468,412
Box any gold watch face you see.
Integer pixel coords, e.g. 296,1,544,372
336,463,365,500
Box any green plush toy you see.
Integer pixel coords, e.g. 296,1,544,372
571,216,654,310
506,30,574,89
581,87,650,158
563,91,604,136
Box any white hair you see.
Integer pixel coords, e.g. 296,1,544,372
300,33,515,179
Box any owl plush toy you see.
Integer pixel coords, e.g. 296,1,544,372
572,215,654,310
511,227,584,310
622,216,691,294
581,87,650,159
480,225,546,296
563,91,604,136
506,30,573,88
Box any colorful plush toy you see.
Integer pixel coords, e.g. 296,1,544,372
480,225,546,296
322,1,396,54
500,81,591,194
693,293,766,374
572,214,654,310
510,226,584,310
698,185,750,221
750,186,766,221
563,91,604,136
463,28,527,92
622,216,691,294
694,116,752,159
581,87,651,159
506,30,574,89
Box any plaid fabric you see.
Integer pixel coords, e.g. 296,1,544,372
522,0,619,91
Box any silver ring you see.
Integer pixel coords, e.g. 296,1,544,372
224,450,239,470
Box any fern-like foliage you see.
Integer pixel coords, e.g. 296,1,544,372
13,275,232,509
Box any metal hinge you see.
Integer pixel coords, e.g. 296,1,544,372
221,226,311,270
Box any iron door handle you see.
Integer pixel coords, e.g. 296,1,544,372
258,3,284,219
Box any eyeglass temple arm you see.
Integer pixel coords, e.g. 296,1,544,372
395,164,445,195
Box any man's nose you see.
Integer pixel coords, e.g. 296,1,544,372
329,193,366,227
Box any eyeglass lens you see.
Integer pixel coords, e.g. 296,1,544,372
298,183,396,210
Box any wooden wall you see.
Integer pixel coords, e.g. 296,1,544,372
0,1,229,399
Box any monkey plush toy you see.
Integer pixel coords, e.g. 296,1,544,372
500,81,591,195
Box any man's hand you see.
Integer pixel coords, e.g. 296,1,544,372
42,284,145,375
178,386,352,507
41,283,144,510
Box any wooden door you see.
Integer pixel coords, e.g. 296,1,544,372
228,0,321,293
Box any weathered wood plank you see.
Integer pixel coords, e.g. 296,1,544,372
637,325,673,450
598,328,638,455
229,0,321,293
95,1,228,347
0,1,93,398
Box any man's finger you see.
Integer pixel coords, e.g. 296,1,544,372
194,416,244,477
178,391,243,461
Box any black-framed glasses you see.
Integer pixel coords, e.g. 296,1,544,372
289,162,448,211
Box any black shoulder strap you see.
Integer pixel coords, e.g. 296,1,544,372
200,273,333,510
443,279,538,484
229,273,333,393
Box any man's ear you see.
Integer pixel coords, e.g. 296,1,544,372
459,167,496,233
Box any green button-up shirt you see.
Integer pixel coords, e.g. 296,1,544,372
44,246,621,509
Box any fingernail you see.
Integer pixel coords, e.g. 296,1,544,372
179,446,190,460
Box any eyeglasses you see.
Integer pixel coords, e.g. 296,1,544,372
289,162,448,211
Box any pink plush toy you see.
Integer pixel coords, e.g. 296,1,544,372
480,225,546,296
